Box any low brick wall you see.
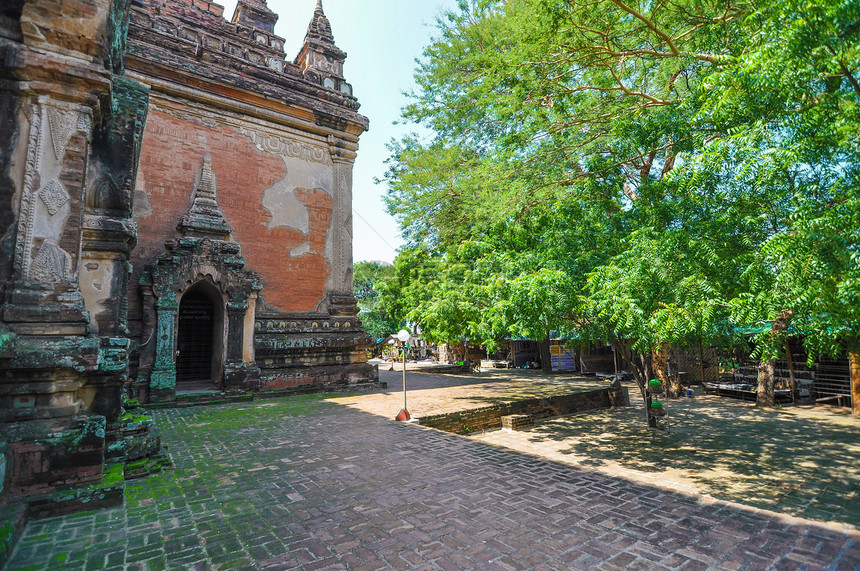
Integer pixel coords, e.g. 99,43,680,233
419,387,627,435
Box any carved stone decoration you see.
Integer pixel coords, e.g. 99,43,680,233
312,52,339,75
45,105,93,161
47,106,78,160
178,154,233,238
14,99,94,281
38,179,70,215
15,102,45,278
30,241,72,283
240,128,329,164
344,212,352,238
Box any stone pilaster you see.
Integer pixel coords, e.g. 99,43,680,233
149,291,178,403
327,135,360,317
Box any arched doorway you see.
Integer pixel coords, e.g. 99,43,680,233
176,287,219,386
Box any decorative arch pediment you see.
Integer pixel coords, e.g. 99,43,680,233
147,237,261,305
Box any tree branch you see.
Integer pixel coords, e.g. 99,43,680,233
827,46,860,96
607,0,679,56
608,67,673,105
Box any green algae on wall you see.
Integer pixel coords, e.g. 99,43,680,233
0,523,14,564
34,415,107,449
0,324,15,357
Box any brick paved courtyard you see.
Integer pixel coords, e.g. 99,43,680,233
5,371,860,570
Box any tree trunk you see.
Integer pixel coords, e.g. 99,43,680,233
540,331,553,374
613,340,657,428
756,358,776,408
785,341,797,403
641,350,657,427
757,309,792,408
666,349,682,398
850,349,860,416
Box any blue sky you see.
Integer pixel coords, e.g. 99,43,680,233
218,0,458,264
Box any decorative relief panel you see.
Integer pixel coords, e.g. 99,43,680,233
47,107,78,160
240,128,329,164
47,105,92,160
17,104,45,278
38,179,70,215
30,242,72,283
14,99,93,282
311,52,342,76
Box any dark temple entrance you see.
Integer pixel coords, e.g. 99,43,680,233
177,289,215,384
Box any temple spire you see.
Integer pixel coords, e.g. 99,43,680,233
296,0,350,93
178,154,233,239
232,0,279,34
304,0,335,45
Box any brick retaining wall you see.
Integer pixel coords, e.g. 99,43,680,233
419,387,627,435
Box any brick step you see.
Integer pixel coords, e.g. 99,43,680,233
419,387,629,435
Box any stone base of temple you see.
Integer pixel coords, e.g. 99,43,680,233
258,362,382,394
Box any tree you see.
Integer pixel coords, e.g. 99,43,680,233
384,0,860,421
353,261,398,340
690,0,860,405
386,0,756,408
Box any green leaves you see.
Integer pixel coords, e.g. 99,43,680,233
380,0,860,371
353,261,398,340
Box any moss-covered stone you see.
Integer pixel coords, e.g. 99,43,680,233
0,523,14,558
0,446,6,497
0,324,15,357
0,503,28,568
34,415,106,449
28,461,125,519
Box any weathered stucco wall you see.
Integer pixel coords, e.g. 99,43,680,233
132,107,335,314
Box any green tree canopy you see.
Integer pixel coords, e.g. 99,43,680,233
353,261,398,340
382,0,860,414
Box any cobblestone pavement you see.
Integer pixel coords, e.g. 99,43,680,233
472,390,860,530
6,374,860,570
360,370,860,529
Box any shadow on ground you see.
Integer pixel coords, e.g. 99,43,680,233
519,393,860,526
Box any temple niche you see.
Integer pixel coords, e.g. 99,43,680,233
0,0,379,527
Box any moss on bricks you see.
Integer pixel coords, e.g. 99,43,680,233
0,503,28,568
29,462,126,519
0,523,15,561
0,324,15,357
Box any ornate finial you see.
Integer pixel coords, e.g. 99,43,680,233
296,0,347,78
304,0,335,45
178,154,233,238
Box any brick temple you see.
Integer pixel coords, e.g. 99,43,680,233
0,0,379,523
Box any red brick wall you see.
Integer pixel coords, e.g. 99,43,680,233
134,110,331,312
